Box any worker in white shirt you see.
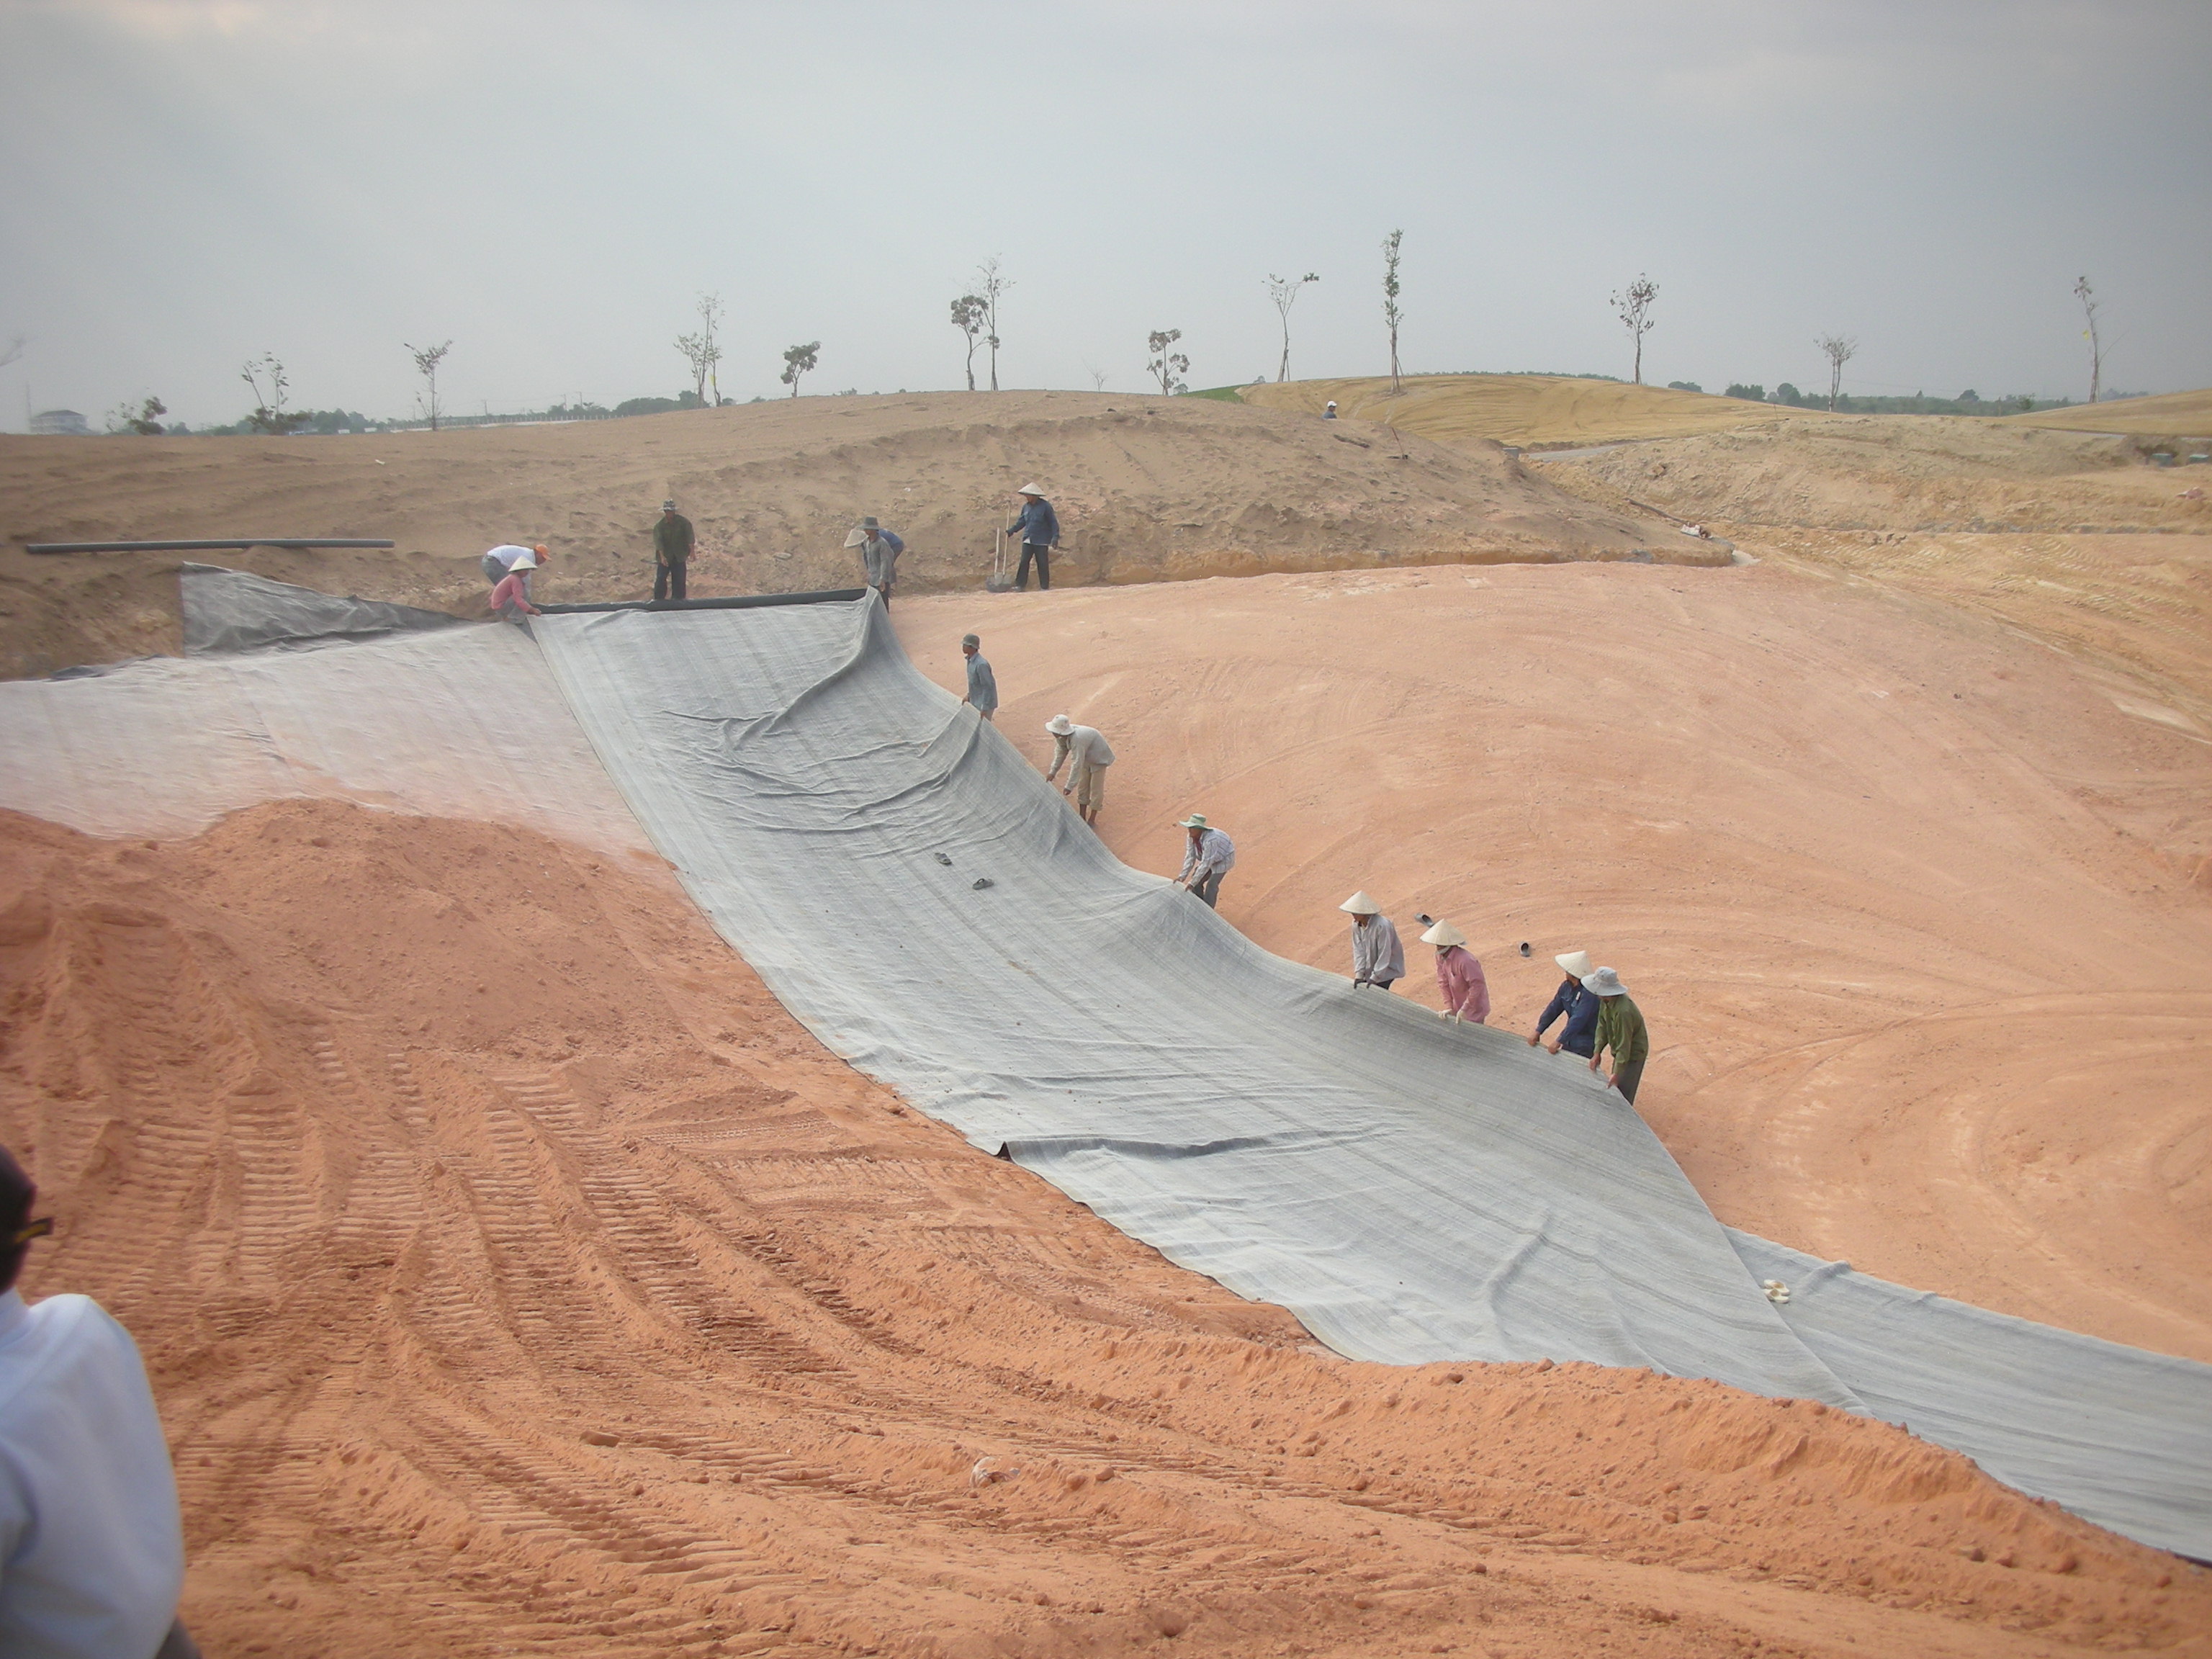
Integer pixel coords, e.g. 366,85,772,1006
0,1146,199,1659
1043,714,1115,826
1174,813,1236,908
1340,891,1405,990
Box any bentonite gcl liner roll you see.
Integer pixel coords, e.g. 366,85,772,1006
533,597,1853,1395
534,593,2212,1560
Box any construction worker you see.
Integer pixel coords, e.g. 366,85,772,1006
1583,966,1650,1102
487,565,540,623
480,541,549,601
1006,483,1059,591
1043,714,1114,827
0,1146,200,1659
1420,920,1489,1022
1341,892,1404,991
1175,814,1235,907
652,499,693,601
845,516,903,607
961,634,998,722
1529,949,1600,1057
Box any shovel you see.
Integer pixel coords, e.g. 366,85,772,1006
985,526,1014,593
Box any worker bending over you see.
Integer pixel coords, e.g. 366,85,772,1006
1175,814,1235,908
1043,714,1114,827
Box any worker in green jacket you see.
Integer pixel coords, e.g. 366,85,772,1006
652,498,694,601
1581,966,1650,1103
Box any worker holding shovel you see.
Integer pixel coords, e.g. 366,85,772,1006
1006,484,1059,591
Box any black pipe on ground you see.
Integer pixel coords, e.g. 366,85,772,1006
536,590,867,614
24,539,397,555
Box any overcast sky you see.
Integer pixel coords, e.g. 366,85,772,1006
2,0,2206,428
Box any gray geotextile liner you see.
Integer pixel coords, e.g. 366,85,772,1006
531,592,2210,1560
181,562,462,655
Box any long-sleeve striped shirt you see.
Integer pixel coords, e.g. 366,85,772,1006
1352,915,1405,984
1177,828,1235,883
1436,945,1489,1021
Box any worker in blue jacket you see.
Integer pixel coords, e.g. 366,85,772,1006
1528,949,1601,1057
1006,483,1060,591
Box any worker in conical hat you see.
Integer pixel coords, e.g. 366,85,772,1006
1529,949,1600,1057
1006,485,1059,591
1419,920,1489,1023
1340,892,1403,992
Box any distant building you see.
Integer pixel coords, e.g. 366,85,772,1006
29,409,90,436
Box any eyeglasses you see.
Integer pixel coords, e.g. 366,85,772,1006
9,1218,52,1246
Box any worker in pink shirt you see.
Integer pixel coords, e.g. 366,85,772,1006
487,567,540,622
1420,920,1490,1023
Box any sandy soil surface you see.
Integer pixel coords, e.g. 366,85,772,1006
898,557,2212,1367
6,799,2206,1659
1236,376,1830,449
2010,390,2212,442
1537,415,2212,540
0,390,1708,678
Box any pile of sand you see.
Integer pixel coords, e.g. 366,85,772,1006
0,390,1709,678
6,798,2203,1658
1237,374,1829,449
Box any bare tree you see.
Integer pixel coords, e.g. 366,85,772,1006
675,292,724,407
1085,363,1109,392
950,294,988,391
2073,276,2104,404
1815,333,1856,411
1381,230,1405,395
1146,330,1190,396
1266,271,1320,382
240,351,302,433
405,338,451,430
0,334,22,371
780,341,819,398
974,258,1012,390
1609,274,1658,385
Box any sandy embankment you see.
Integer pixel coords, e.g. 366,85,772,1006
898,554,2212,1367
3,386,2210,1653
1237,374,1830,449
0,390,1703,678
5,800,2206,1659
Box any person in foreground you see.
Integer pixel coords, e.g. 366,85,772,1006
652,499,693,601
847,516,903,607
1043,714,1114,827
1341,892,1404,991
1583,966,1650,1102
1006,484,1059,591
1529,948,1599,1057
1175,814,1235,907
0,1146,199,1659
1421,920,1488,1022
961,634,998,721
